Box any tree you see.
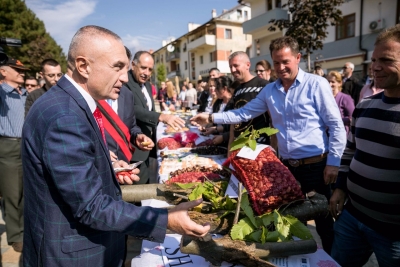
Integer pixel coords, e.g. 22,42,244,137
269,0,344,72
156,64,166,86
0,0,67,75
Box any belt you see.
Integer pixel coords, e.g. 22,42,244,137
0,136,21,141
283,153,328,167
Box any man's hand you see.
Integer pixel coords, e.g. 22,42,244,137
329,188,347,219
167,199,211,238
113,160,140,185
212,135,223,145
109,150,118,162
203,126,216,136
159,114,185,129
190,113,210,127
135,134,154,151
324,165,339,185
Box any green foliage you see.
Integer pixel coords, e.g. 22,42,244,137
0,0,67,74
156,64,167,85
268,0,344,67
230,191,312,244
230,217,255,240
175,182,198,189
230,126,279,151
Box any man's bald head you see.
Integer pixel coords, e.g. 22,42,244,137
67,25,123,71
66,25,129,101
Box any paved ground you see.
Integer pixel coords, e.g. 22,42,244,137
0,212,378,267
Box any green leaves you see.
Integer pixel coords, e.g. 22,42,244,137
188,184,205,201
230,201,313,243
230,126,279,151
240,193,257,228
231,217,256,240
283,215,313,240
175,182,199,189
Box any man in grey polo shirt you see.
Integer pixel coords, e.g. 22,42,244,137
0,57,29,252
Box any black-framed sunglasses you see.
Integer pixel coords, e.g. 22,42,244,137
255,70,265,73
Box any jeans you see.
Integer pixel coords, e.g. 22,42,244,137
284,158,334,255
332,209,400,267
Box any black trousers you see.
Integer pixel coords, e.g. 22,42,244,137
283,158,334,255
0,138,24,244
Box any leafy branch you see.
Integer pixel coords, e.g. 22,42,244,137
230,191,312,244
230,126,279,151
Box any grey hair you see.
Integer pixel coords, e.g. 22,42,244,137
346,62,355,71
228,51,250,62
132,51,154,65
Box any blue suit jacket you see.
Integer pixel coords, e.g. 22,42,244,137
22,76,168,267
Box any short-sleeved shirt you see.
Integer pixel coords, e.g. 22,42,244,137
233,76,270,144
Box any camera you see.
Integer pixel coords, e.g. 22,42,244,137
0,37,22,65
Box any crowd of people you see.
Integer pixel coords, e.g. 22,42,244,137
0,23,399,267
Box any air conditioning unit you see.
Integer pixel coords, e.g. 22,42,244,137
369,19,385,32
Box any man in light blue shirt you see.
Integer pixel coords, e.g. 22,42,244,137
0,57,29,252
192,36,346,254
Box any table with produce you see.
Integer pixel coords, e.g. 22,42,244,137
122,112,340,267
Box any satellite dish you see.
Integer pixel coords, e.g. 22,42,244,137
167,44,175,52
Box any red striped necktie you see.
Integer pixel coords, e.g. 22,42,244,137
93,107,107,145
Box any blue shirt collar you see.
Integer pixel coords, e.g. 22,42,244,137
1,82,27,95
275,68,304,88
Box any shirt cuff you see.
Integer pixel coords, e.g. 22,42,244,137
213,113,223,124
327,153,341,167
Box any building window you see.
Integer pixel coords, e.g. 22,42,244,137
276,0,282,8
266,0,272,11
225,29,232,39
185,61,188,70
200,55,204,64
210,52,215,62
244,10,248,20
336,13,355,40
237,9,242,19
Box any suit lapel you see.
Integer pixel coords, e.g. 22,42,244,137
145,82,155,112
127,71,151,110
57,77,112,165
117,89,125,119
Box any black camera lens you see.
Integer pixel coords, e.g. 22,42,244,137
0,51,8,65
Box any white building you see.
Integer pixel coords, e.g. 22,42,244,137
242,0,400,77
152,4,252,86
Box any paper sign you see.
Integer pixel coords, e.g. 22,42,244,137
236,144,272,160
141,199,173,208
161,234,208,267
224,164,239,198
194,135,207,145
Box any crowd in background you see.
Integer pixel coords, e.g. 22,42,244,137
0,23,399,267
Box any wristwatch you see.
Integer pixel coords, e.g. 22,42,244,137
208,113,213,123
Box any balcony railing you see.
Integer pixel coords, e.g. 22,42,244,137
187,34,216,51
167,70,181,79
166,52,180,62
243,8,288,34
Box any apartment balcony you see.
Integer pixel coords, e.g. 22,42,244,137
167,70,181,79
243,8,288,34
187,34,216,51
166,52,180,62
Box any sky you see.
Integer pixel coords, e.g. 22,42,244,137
25,0,239,55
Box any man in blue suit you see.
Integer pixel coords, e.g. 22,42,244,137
21,25,210,267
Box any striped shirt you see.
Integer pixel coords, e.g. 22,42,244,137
0,82,27,138
337,92,400,238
